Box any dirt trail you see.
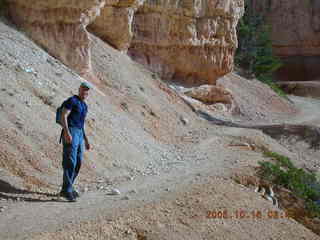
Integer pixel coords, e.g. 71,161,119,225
1,108,320,239
1,139,319,240
286,96,320,125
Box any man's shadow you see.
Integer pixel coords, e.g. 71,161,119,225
0,179,62,202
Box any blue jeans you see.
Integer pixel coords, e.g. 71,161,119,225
61,127,84,193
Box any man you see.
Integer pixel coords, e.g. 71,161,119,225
60,82,91,202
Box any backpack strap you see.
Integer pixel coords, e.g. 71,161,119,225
59,129,64,144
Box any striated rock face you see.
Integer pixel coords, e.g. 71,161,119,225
7,0,244,86
252,0,320,57
251,0,320,82
128,0,244,86
7,0,106,82
88,0,144,51
89,0,244,86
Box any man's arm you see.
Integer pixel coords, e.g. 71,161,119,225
83,126,91,150
61,107,72,144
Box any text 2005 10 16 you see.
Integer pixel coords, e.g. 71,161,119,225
207,209,293,220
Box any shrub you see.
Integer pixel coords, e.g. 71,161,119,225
259,151,320,218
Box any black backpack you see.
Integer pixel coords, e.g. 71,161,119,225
56,99,68,143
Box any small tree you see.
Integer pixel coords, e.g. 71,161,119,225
236,0,283,95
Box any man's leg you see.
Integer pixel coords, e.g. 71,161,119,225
72,132,84,186
61,128,80,194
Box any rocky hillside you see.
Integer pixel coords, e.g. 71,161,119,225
0,12,297,194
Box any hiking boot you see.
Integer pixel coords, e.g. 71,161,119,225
60,191,77,202
73,190,80,198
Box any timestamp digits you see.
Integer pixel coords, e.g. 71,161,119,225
206,209,292,220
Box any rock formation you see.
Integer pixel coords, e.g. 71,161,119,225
7,0,106,83
7,0,244,86
128,0,244,86
250,0,320,82
184,85,233,105
88,0,144,51
89,0,244,86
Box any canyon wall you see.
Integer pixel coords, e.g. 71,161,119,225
251,0,320,82
128,0,244,86
7,0,244,86
7,0,106,83
90,0,245,86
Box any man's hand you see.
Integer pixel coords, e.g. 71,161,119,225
61,107,72,144
85,140,91,151
64,131,72,144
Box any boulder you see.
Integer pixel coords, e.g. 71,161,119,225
184,85,233,105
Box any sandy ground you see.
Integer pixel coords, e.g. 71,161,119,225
0,17,320,239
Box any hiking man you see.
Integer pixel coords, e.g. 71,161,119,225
60,82,91,202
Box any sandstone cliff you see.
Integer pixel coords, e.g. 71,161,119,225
88,0,143,51
7,0,106,83
7,0,244,86
250,0,320,82
128,0,244,86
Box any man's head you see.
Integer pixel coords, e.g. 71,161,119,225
78,82,92,101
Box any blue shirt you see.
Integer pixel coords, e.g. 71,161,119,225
64,95,88,129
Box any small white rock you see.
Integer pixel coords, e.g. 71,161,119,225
180,116,189,125
107,188,121,195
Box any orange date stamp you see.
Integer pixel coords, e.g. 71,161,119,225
206,209,294,220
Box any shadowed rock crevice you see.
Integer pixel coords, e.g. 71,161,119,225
198,109,320,150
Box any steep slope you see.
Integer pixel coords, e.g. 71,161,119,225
0,17,295,191
0,18,204,192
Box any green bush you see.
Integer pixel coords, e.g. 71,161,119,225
258,75,287,98
236,0,284,96
259,151,320,218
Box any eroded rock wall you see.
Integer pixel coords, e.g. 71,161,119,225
88,0,144,51
251,0,320,82
129,0,244,86
7,0,244,86
7,0,106,82
89,0,244,86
